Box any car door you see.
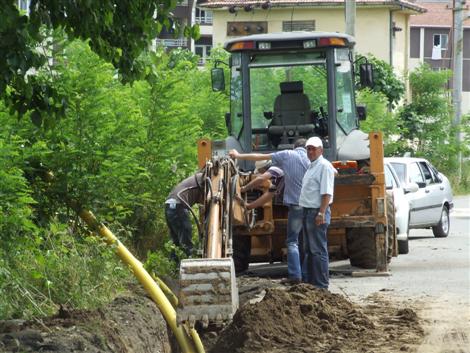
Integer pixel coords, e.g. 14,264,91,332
418,161,444,224
406,162,428,226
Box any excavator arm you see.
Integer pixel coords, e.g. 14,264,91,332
177,157,247,327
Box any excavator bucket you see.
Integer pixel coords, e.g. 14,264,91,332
177,258,238,327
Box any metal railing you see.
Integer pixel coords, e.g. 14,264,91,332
156,38,189,48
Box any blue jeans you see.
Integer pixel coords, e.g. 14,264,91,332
286,205,303,280
165,204,193,257
302,208,330,289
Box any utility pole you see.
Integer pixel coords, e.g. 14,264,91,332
345,0,356,38
452,0,464,181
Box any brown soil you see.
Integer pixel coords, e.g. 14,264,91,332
0,278,425,353
0,292,172,353
207,283,424,353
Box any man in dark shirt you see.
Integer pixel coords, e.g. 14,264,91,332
165,172,204,257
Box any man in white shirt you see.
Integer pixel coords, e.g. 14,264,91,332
299,136,335,289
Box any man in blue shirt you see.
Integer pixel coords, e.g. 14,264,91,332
229,139,310,283
299,136,335,289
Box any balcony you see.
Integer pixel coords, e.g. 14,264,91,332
156,38,189,48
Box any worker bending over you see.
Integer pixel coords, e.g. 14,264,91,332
241,160,284,210
165,172,204,258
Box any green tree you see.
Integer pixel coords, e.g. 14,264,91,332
1,1,199,120
356,88,406,155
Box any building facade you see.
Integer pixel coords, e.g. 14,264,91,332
409,0,470,113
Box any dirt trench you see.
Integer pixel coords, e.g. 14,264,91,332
0,278,424,353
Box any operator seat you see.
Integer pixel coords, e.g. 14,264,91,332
268,81,315,148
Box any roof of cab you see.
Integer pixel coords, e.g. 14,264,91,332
224,31,355,50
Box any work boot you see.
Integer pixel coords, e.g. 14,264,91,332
280,278,301,285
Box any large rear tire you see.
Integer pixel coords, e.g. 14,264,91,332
346,228,376,269
233,235,251,274
432,206,450,238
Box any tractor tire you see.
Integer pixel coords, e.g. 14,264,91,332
346,227,376,269
233,235,251,274
432,205,450,238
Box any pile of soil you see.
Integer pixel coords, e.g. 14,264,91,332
209,284,423,353
0,294,172,353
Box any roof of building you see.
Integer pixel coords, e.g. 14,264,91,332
410,1,470,27
199,0,426,13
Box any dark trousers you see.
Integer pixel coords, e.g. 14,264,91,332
302,207,330,289
165,204,193,257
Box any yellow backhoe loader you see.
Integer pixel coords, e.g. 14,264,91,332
177,32,396,327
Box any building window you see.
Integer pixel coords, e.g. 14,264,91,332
282,20,315,32
196,9,213,25
195,45,212,65
433,34,448,50
432,34,448,60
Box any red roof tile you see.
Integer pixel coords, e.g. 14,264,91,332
410,2,470,27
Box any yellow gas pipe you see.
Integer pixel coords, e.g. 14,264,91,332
76,207,204,353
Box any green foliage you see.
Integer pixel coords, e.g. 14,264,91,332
0,35,227,319
356,88,406,155
0,222,129,319
1,1,199,120
357,55,405,108
397,64,455,171
144,242,184,279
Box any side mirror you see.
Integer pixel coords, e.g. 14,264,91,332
225,112,232,135
211,68,225,92
356,105,367,121
404,182,419,194
359,63,374,88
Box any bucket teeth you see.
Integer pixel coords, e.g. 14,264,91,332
177,258,239,326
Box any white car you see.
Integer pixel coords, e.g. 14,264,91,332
385,157,454,239
384,161,418,254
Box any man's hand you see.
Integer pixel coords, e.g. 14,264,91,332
315,212,326,225
228,149,239,159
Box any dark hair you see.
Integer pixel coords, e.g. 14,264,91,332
294,138,306,148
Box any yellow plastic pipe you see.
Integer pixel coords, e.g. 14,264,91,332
77,208,203,353
152,274,205,353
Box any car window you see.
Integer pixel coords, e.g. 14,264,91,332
408,162,425,185
390,163,406,184
418,162,436,185
384,165,397,189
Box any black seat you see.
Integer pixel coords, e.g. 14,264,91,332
268,81,315,147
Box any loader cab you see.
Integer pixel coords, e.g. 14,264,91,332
214,32,372,162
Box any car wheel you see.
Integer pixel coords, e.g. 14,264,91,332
432,205,450,238
398,217,410,255
398,239,409,254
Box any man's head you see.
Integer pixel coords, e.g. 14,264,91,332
305,136,323,161
255,160,272,174
294,138,307,149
